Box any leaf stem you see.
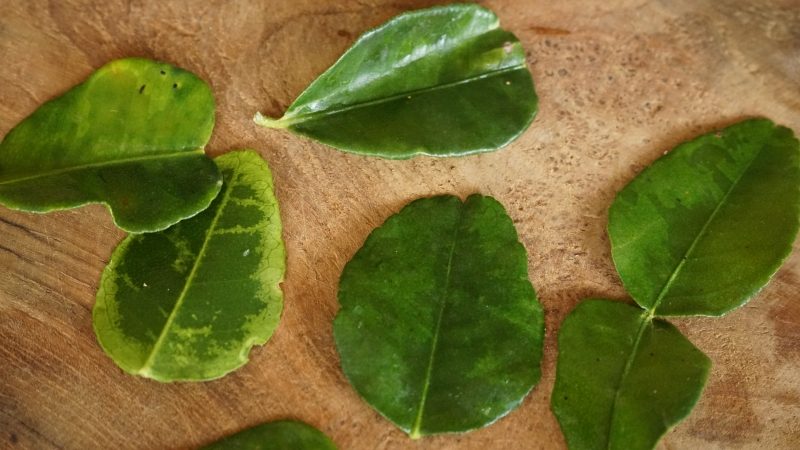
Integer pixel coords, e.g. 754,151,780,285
253,112,292,129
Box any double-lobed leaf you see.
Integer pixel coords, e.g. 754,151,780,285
0,58,221,232
202,420,337,450
609,118,800,316
94,150,285,381
552,119,800,450
256,4,538,158
335,195,544,437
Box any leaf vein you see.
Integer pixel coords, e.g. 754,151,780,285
136,165,238,376
409,204,465,438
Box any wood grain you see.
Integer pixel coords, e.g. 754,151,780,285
1,0,798,449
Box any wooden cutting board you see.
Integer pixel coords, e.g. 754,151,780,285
1,0,798,448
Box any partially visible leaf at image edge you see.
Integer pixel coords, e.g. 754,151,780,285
93,150,284,382
201,420,337,450
255,4,538,158
0,58,221,233
335,194,544,438
552,300,710,450
552,119,800,450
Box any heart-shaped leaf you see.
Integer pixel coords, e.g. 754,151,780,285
551,300,710,450
202,420,337,450
93,150,284,381
255,4,537,158
0,58,221,232
334,195,544,437
609,118,800,316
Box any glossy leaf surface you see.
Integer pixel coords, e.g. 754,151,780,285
202,420,337,450
0,58,220,232
94,150,284,381
335,195,544,437
609,118,800,316
255,4,537,158
551,300,710,450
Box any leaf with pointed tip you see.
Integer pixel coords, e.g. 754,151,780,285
202,420,337,450
93,150,284,381
609,118,800,316
551,300,710,450
334,195,544,437
0,58,221,232
255,4,537,158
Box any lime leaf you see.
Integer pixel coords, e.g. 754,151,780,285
255,4,537,158
334,195,544,437
202,420,337,450
551,300,710,450
93,150,284,381
552,119,799,450
0,57,221,232
609,119,800,316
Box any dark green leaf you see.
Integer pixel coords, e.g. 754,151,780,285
255,4,537,158
334,195,544,437
609,118,800,316
551,300,710,450
0,58,221,232
93,150,284,381
201,420,337,450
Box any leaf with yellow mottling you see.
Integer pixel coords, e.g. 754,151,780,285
93,150,284,382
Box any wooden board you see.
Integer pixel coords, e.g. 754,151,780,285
1,0,798,448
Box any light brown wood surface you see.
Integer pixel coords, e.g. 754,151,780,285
1,1,799,449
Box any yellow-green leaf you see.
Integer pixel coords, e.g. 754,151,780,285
93,150,284,381
0,58,221,232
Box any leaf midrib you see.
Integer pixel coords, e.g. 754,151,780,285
0,149,204,185
260,64,526,129
409,204,465,438
604,140,767,449
136,168,235,377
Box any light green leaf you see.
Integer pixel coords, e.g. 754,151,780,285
93,150,284,381
334,195,544,437
551,300,710,450
255,4,537,159
0,57,221,232
609,118,800,316
201,420,337,450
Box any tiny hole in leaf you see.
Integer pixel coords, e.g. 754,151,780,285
138,84,146,94
173,83,178,89
160,70,166,75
